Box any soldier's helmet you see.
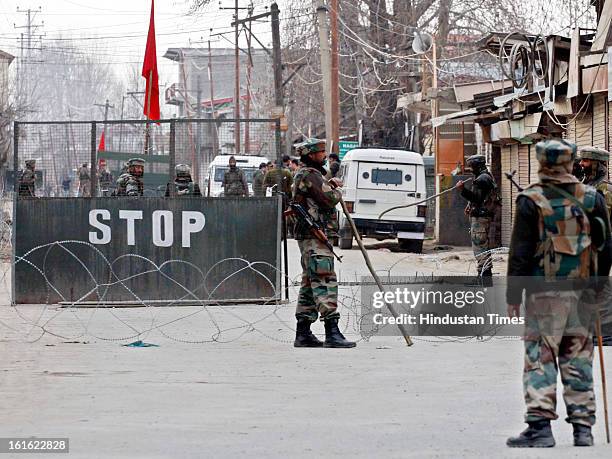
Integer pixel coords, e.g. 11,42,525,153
578,146,610,163
127,158,145,176
25,159,36,169
296,139,326,158
175,163,192,180
466,154,486,171
535,139,576,166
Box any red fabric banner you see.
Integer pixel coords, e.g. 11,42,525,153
142,0,160,120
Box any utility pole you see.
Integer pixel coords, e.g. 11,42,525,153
316,1,332,152
15,7,43,110
244,7,253,154
195,74,202,180
230,4,282,160
207,40,219,157
271,3,283,111
94,99,114,151
329,0,339,154
234,0,241,154
223,1,251,155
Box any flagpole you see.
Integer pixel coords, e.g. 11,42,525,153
144,69,153,154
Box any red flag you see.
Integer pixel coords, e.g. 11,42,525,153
142,0,160,120
98,130,106,151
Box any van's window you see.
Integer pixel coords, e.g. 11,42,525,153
214,167,258,183
371,168,403,185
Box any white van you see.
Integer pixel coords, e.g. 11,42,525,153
204,155,269,197
337,147,427,252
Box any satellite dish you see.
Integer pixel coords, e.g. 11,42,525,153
412,32,433,54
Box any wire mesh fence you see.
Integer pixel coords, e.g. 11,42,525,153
11,118,281,197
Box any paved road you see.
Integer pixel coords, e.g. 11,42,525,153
1,242,610,458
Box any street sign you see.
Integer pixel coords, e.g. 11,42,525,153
338,140,359,160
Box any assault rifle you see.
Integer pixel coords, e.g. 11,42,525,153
283,202,343,262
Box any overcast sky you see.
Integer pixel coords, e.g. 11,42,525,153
0,0,278,87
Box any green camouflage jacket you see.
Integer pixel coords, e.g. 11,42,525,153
223,168,248,196
292,166,341,239
520,182,598,280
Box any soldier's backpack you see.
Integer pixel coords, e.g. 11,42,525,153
520,182,600,280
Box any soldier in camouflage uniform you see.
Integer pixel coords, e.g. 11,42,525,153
579,147,612,346
292,139,355,348
579,147,612,215
457,155,500,277
165,164,201,197
18,160,37,197
222,156,249,197
98,162,113,197
263,160,293,197
77,163,91,197
506,139,612,448
252,162,267,197
115,158,145,197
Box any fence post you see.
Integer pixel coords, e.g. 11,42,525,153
13,122,19,196
169,120,176,197
90,122,97,198
275,119,282,164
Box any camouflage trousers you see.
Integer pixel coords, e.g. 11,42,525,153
470,217,491,275
523,292,596,426
296,238,339,322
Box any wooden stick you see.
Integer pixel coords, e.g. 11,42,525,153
339,197,413,347
596,314,610,443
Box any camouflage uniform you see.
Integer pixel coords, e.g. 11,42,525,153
506,139,612,447
18,160,36,197
165,164,201,197
98,169,113,196
78,165,91,197
252,168,266,197
578,147,612,346
115,158,144,197
293,167,341,322
579,147,612,215
460,155,499,277
222,167,249,197
263,166,293,196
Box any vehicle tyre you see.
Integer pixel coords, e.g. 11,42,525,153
339,235,353,250
398,238,423,253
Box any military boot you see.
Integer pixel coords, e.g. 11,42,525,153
573,424,593,447
323,318,356,348
506,420,555,448
294,319,323,348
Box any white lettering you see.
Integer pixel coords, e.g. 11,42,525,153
152,211,173,247
119,210,143,246
88,209,111,244
182,211,206,247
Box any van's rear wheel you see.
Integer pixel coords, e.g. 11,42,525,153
398,239,423,253
339,235,353,250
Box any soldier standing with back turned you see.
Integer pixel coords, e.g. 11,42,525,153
456,155,499,277
506,139,612,448
292,139,355,348
18,160,37,197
